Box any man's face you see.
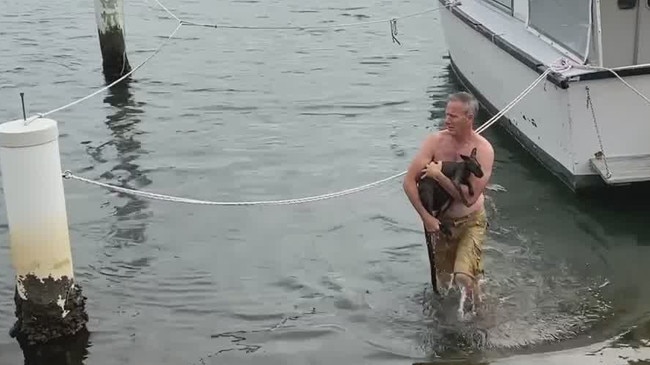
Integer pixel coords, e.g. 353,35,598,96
444,100,472,135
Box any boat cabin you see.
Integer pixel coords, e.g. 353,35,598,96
477,0,650,68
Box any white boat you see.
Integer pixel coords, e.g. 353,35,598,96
438,0,650,191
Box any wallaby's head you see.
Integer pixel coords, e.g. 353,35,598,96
460,147,484,178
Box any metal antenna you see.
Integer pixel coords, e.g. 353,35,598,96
20,92,26,121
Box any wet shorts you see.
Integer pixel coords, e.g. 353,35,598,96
433,208,488,286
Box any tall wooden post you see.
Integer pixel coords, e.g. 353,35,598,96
94,0,132,83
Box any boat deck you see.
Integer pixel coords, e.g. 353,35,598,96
447,0,593,79
590,154,650,185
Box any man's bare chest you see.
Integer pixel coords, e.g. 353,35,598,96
433,142,477,162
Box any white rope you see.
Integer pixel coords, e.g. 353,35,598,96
20,0,455,125
152,0,181,22
63,170,407,206
152,0,452,31
24,23,184,125
65,57,573,206
182,8,444,30
475,57,571,134
475,68,551,134
575,64,650,106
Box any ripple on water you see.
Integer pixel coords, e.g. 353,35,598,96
204,324,347,364
370,214,422,234
472,238,614,352
382,243,421,263
271,276,324,299
355,226,616,358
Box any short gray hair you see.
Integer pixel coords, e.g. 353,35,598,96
448,92,478,118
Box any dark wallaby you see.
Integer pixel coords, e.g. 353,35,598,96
417,147,484,295
418,147,484,231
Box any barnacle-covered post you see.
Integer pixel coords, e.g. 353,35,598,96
0,117,87,344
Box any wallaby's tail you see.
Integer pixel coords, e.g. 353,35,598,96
424,230,440,296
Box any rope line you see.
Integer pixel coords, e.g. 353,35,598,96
475,58,571,134
32,0,650,207
64,57,574,206
28,3,650,207
576,64,650,107
153,0,451,31
475,68,552,134
24,23,184,125
19,0,454,125
63,170,407,206
152,0,181,22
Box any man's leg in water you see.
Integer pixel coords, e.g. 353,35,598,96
433,232,457,295
451,209,488,311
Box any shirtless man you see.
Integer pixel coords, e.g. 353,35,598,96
403,91,494,308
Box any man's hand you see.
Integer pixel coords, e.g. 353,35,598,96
421,160,443,180
422,213,441,233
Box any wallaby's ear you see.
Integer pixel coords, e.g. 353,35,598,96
470,147,477,157
460,154,469,161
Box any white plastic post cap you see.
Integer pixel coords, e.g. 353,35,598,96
0,118,59,148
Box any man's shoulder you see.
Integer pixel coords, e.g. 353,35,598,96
474,133,494,151
429,130,452,141
421,130,446,144
472,133,494,163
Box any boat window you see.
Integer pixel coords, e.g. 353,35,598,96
482,0,513,13
528,0,591,59
617,0,636,9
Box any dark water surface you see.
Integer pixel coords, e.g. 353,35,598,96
1,0,649,364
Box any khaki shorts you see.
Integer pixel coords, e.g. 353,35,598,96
433,208,488,286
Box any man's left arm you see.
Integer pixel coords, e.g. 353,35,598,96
429,143,494,206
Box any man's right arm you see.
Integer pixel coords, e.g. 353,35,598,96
403,134,436,220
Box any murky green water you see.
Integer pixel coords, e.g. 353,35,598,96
1,0,649,364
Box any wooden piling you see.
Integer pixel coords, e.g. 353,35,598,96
94,0,132,83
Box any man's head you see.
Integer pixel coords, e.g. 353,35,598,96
444,92,478,136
